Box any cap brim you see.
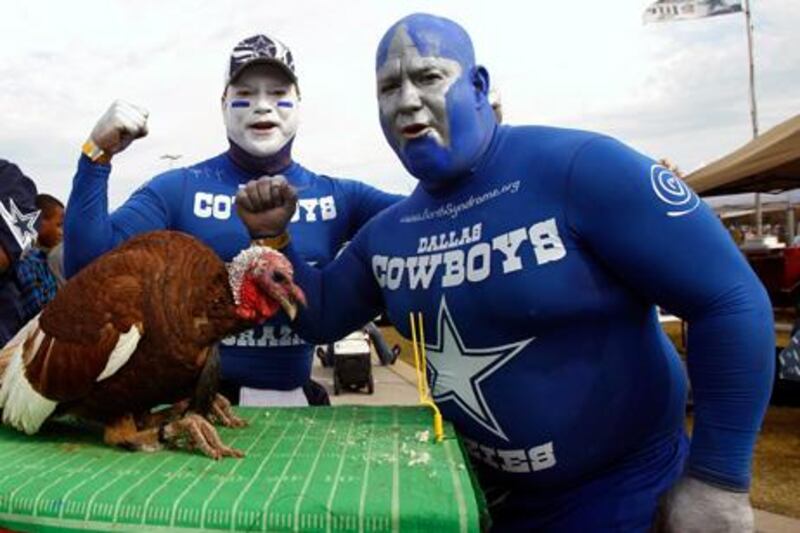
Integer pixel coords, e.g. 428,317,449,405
228,58,297,86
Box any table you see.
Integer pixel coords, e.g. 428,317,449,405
0,406,485,532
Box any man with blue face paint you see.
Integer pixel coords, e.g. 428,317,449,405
63,34,403,407
235,13,772,532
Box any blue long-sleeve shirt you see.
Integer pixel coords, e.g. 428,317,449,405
286,125,773,491
64,153,402,389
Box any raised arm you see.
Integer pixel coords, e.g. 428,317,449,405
566,136,772,529
64,101,169,276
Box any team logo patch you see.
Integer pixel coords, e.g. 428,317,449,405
649,164,699,217
0,198,39,252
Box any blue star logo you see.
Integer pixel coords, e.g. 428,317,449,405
424,297,533,441
0,198,39,252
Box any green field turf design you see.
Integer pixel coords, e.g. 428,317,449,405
0,406,485,532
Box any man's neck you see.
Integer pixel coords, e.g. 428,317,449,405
226,139,294,176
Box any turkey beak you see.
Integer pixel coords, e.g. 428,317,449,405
279,296,298,321
282,283,307,321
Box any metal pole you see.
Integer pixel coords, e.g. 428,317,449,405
743,0,762,237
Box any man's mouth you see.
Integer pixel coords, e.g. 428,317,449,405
249,121,279,133
400,123,431,139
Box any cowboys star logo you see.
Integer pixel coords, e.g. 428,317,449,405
0,198,39,252
424,297,534,441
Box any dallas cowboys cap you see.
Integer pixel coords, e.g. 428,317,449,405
0,159,39,260
226,34,297,87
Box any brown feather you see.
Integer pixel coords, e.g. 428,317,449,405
22,230,255,424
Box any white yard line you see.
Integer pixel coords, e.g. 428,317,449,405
77,453,151,521
32,451,123,517
325,408,358,533
5,451,86,513
192,412,267,529
138,454,199,524
443,440,469,533
391,407,400,533
357,414,376,533
110,454,174,523
292,409,338,532
169,411,262,527
260,409,320,532
228,410,297,531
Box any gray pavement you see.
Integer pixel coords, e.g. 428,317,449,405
312,353,800,532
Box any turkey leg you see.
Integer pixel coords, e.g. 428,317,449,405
104,412,244,459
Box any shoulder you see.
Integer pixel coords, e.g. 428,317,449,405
139,154,229,193
502,124,605,159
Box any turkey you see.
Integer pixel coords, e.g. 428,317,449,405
0,230,305,459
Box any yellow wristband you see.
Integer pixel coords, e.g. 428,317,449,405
252,232,290,250
81,139,111,164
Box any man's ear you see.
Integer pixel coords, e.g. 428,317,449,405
471,66,490,99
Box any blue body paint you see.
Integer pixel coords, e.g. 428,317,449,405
376,14,495,188
277,101,294,108
230,100,250,108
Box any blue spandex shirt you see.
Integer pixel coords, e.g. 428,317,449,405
64,153,402,390
287,125,773,492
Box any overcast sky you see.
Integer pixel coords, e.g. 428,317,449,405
1,0,798,208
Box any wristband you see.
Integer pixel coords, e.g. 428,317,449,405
252,232,290,250
81,139,111,164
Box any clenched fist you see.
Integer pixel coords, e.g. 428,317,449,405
235,175,298,238
89,100,149,157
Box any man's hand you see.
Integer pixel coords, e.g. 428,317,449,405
89,100,149,157
235,175,297,238
658,476,754,532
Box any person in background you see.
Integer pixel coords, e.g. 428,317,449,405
47,242,67,288
235,13,773,531
63,33,402,407
0,159,39,345
14,194,63,321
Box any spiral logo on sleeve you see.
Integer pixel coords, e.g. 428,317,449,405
650,164,699,217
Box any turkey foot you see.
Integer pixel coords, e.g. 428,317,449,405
161,412,244,459
208,393,247,428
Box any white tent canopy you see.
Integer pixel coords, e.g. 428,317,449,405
684,114,800,196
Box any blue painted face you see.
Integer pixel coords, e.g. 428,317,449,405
376,14,495,188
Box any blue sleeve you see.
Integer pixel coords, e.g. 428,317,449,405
286,231,385,345
64,155,182,277
566,137,773,490
341,180,404,237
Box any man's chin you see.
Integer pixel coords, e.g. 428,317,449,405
242,139,287,158
402,139,456,183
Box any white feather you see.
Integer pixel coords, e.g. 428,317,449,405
0,316,57,434
96,324,142,382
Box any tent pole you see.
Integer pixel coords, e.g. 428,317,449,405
744,0,762,237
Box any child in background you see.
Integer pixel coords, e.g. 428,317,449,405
15,194,64,321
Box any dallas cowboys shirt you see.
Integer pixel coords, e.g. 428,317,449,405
288,125,773,492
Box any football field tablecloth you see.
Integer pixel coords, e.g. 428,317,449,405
0,406,486,532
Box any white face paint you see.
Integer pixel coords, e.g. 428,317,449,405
222,64,300,157
376,26,462,150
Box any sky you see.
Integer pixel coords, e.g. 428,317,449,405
1,0,798,208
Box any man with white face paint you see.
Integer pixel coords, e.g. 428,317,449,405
63,34,402,407
235,14,773,532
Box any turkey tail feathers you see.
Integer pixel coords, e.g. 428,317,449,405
0,316,57,434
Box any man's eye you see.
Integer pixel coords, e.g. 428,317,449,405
380,82,399,94
421,73,443,84
236,90,253,97
270,89,288,97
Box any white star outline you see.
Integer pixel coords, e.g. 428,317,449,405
424,297,534,441
0,198,39,252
